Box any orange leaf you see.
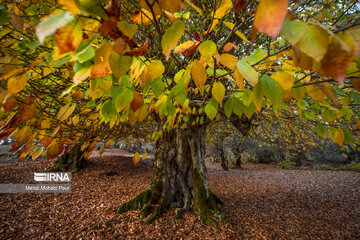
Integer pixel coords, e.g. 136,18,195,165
87,141,97,152
223,42,239,52
91,43,114,79
12,102,37,125
55,19,82,54
321,35,352,82
42,137,53,148
130,9,153,25
253,0,289,39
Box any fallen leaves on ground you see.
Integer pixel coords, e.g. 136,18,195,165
0,149,359,239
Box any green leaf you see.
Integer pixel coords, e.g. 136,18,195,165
297,24,329,62
342,127,354,144
316,123,327,138
350,93,360,104
101,100,118,122
321,109,335,123
205,98,218,120
242,89,252,107
115,87,134,112
109,52,133,78
252,79,263,112
297,100,306,110
198,40,217,58
224,98,234,118
170,80,187,105
291,86,305,101
262,75,283,107
0,5,11,25
212,81,225,104
237,59,258,86
160,101,176,117
161,20,185,59
304,110,315,120
36,11,74,43
280,19,307,45
76,46,95,63
31,147,44,160
151,77,165,98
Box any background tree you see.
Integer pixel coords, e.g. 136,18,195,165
0,0,359,227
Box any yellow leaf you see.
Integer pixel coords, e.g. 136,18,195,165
198,40,216,59
7,73,27,95
253,0,289,39
206,0,232,33
184,0,202,15
142,152,148,160
175,40,196,53
47,141,64,160
41,119,51,129
60,104,76,122
271,71,294,91
212,81,225,104
306,84,325,102
72,115,79,125
223,22,249,43
57,102,71,120
88,113,99,120
133,152,140,165
13,126,33,146
105,139,113,148
330,128,344,146
191,60,207,91
148,60,165,81
220,53,237,70
31,147,44,160
58,0,80,15
161,20,185,59
98,146,105,155
81,142,89,151
117,20,137,39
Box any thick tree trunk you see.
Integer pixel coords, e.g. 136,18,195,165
55,143,85,172
116,127,225,227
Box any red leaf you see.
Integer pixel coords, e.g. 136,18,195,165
125,39,148,57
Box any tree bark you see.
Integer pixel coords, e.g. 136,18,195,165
116,126,225,227
54,143,85,172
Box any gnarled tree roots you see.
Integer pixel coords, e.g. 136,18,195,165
116,127,230,228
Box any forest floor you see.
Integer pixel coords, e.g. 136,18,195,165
0,148,359,239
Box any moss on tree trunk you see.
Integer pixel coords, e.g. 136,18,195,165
116,126,227,227
54,143,85,173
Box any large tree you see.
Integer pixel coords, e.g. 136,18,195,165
0,0,359,227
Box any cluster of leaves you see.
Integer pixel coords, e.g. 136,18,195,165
0,0,359,163
276,159,296,170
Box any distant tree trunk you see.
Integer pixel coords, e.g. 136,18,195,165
116,126,225,227
55,143,85,172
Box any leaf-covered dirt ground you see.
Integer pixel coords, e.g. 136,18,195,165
1,149,360,239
